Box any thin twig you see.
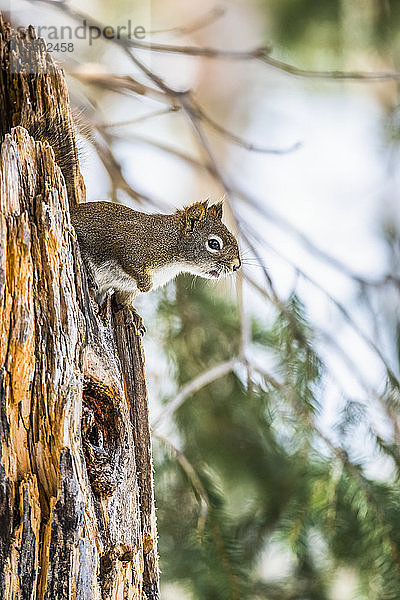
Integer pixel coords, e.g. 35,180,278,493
152,431,209,527
236,187,399,288
152,357,240,430
104,130,206,173
70,69,168,103
192,99,302,155
100,107,180,129
148,6,225,36
245,222,399,386
261,54,400,82
81,124,162,207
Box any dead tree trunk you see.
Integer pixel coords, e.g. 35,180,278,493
0,16,159,600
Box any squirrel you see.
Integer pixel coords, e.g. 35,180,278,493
22,115,241,326
70,199,241,312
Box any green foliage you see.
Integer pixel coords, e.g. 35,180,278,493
264,0,341,48
154,277,400,599
261,0,400,68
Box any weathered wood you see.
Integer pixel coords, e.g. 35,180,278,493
0,16,159,600
0,15,85,209
112,307,159,600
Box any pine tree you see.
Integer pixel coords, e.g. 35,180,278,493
154,277,400,599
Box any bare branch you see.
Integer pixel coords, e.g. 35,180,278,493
148,6,225,36
70,68,168,103
101,107,180,129
236,188,394,288
77,115,163,207
235,269,252,385
152,432,209,527
261,54,400,82
34,0,400,88
129,42,400,82
152,358,240,430
191,99,301,155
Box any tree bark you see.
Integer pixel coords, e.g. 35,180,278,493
0,16,159,600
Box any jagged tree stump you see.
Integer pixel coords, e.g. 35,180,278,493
0,16,159,600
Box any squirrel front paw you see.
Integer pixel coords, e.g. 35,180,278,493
135,271,153,293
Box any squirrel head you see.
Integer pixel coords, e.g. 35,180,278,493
176,200,241,279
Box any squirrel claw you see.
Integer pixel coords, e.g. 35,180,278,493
131,309,146,336
113,292,146,336
137,320,146,336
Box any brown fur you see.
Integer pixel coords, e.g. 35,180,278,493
70,200,241,307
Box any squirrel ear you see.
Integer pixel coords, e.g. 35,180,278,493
180,202,207,234
208,201,223,220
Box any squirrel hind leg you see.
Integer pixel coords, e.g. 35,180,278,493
113,291,146,335
114,290,137,308
81,258,107,306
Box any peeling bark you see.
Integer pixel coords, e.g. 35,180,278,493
0,16,159,600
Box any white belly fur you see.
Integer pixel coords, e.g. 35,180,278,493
151,262,186,289
91,259,186,296
92,260,138,294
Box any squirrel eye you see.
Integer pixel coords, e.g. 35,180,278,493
206,235,223,253
208,239,220,250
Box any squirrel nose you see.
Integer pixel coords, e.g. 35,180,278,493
232,257,241,272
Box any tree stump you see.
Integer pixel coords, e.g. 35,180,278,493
0,16,159,600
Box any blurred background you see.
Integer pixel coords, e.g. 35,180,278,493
4,0,400,597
